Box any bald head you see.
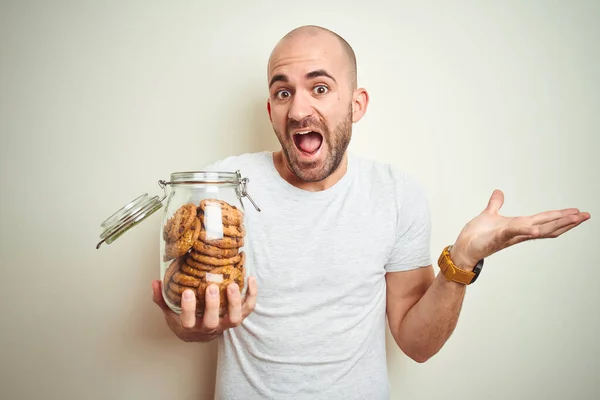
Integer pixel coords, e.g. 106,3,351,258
268,25,357,89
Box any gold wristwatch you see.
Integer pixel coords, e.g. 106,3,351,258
437,245,484,285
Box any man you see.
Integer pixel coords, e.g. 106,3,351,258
152,25,590,399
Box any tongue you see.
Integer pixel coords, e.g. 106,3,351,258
296,132,322,154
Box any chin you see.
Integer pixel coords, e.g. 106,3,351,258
293,165,330,182
288,149,336,182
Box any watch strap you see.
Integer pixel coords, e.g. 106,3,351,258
438,245,483,285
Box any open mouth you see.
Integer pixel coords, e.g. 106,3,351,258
292,131,323,155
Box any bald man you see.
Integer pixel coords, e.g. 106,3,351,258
152,25,589,399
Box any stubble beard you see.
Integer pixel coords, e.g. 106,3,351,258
275,107,353,183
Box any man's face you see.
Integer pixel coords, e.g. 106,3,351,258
267,34,355,182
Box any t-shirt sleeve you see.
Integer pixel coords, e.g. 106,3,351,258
384,172,432,273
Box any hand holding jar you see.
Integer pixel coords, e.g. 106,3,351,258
151,276,258,342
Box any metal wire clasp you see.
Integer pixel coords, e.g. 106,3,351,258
158,179,170,201
237,171,261,212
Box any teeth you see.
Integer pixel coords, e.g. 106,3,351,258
296,131,311,135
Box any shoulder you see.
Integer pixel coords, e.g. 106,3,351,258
350,153,427,201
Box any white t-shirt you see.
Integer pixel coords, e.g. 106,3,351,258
203,151,431,400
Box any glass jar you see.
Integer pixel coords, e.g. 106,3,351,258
96,170,260,317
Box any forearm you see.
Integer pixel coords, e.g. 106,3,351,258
393,271,466,362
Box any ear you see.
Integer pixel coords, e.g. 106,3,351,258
267,99,272,122
351,88,369,123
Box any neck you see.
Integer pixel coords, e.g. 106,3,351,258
272,151,348,192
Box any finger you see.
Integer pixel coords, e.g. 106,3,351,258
242,276,258,318
547,221,582,238
541,215,588,238
152,280,172,314
484,189,504,214
203,284,221,331
225,283,242,327
503,210,588,240
502,217,587,249
180,289,197,329
537,214,586,237
530,208,580,225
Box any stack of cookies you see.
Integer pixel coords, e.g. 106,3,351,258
162,199,246,316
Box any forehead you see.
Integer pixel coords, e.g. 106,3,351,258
268,34,348,83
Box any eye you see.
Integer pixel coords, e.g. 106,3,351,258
313,85,329,95
275,89,291,100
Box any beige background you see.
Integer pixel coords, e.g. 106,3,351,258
1,1,599,399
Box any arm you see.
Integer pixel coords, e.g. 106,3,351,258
387,189,589,363
385,247,472,363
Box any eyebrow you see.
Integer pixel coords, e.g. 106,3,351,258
306,69,336,83
269,74,288,88
269,69,337,88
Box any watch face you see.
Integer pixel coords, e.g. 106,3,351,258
470,259,484,283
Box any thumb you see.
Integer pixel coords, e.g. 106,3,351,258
484,189,504,214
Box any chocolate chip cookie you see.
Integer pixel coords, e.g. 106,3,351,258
164,217,201,261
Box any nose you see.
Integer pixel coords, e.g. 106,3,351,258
287,90,313,122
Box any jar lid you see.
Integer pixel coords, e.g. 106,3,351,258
96,193,163,249
169,171,241,185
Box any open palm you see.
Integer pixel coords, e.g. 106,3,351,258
453,190,590,267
